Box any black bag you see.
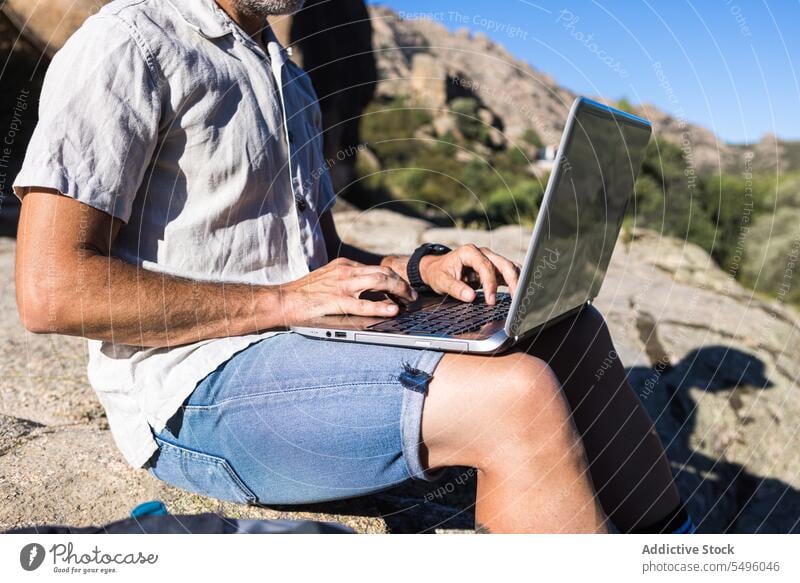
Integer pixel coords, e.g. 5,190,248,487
6,500,352,534
7,513,353,534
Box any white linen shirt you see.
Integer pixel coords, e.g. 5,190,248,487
13,0,337,467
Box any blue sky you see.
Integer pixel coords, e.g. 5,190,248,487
370,0,800,144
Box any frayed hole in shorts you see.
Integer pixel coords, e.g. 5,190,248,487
399,362,433,394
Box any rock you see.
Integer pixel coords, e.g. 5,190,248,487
0,414,43,456
1,0,100,58
746,133,797,174
0,242,100,426
367,6,736,171
638,102,735,171
269,0,377,195
635,311,675,368
334,208,433,256
0,424,385,533
337,211,800,533
597,230,800,533
409,53,448,109
369,6,574,147
422,224,531,261
2,211,800,532
432,113,458,139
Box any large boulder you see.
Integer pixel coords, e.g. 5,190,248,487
1,0,101,58
4,211,799,533
0,11,49,236
336,214,800,533
408,53,448,109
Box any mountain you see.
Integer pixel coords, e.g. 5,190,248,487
369,6,572,147
730,133,800,174
368,6,800,176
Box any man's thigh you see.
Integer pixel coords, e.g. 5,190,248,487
147,333,444,505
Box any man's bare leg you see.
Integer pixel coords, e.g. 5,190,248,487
518,306,681,531
420,351,607,533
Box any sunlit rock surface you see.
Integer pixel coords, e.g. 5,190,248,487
2,210,798,532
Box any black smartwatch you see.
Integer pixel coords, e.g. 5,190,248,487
407,243,451,293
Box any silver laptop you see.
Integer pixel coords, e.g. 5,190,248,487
292,97,652,354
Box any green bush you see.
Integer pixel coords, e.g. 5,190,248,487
449,97,489,144
737,172,800,306
360,97,432,145
698,172,773,272
483,181,544,226
615,97,635,114
741,208,800,305
521,128,543,149
632,138,707,241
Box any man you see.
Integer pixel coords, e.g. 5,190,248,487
13,0,691,533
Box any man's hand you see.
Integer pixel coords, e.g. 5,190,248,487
419,244,520,305
281,257,418,323
318,211,520,309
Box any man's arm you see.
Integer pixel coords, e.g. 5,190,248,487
16,190,416,347
320,210,521,304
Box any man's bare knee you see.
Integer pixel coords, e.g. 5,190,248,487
422,352,583,471
483,354,583,466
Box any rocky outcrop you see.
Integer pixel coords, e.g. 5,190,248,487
0,12,46,236
638,102,736,171
0,0,98,58
744,133,799,175
369,6,570,149
2,209,799,532
1,2,740,172
368,6,738,171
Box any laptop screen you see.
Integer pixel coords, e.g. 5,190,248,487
508,98,652,338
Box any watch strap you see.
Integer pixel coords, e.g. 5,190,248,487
407,243,451,292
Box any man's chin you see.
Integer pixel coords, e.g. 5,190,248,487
233,0,307,17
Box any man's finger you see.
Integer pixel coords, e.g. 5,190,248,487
441,274,476,303
461,246,498,304
346,268,416,302
340,296,400,317
481,248,520,296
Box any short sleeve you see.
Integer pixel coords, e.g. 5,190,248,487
13,14,161,223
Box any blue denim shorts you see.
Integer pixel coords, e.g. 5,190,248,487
147,333,445,505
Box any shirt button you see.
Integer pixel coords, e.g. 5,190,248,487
287,130,294,144
296,197,307,212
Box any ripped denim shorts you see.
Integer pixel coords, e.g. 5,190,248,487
146,332,445,505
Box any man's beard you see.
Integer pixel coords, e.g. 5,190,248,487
232,0,306,17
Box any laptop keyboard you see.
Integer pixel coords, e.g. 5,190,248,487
367,292,511,336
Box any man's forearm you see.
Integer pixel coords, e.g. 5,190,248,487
22,251,284,348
